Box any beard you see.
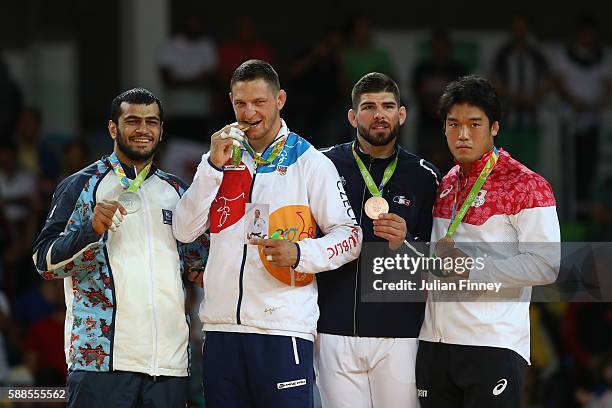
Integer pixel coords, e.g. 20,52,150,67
115,128,160,162
357,121,400,147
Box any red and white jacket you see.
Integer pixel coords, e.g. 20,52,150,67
173,120,361,341
419,148,560,362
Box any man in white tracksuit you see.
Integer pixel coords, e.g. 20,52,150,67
173,59,362,408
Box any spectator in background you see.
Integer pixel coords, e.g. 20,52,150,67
22,279,65,386
285,28,346,147
214,16,276,124
0,140,40,297
340,15,394,96
159,14,218,140
61,140,90,179
411,28,467,174
0,51,22,141
553,15,612,209
0,142,36,233
15,108,44,175
563,303,612,406
490,15,553,171
13,107,60,179
575,353,612,408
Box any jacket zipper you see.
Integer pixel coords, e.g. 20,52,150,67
140,189,158,376
353,157,373,336
236,162,258,324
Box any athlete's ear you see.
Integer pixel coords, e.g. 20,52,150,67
491,121,500,137
108,120,117,140
348,109,357,128
277,89,287,110
399,106,407,126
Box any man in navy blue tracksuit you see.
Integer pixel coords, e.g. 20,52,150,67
316,72,439,408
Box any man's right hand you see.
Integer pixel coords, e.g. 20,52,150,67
92,200,127,235
210,125,244,168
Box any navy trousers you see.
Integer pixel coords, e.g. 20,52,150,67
67,370,188,408
202,331,314,408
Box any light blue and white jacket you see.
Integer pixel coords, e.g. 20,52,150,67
33,157,208,377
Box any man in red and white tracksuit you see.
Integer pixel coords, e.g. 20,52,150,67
416,75,561,407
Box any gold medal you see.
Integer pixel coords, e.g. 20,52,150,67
364,196,389,219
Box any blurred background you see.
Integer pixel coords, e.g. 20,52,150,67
0,0,611,407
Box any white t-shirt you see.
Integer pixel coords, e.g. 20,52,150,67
553,45,612,128
0,168,35,222
159,35,218,116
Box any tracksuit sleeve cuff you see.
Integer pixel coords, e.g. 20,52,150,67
207,157,223,172
292,242,301,269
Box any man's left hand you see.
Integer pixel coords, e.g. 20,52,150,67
373,213,407,250
251,238,298,268
435,237,471,278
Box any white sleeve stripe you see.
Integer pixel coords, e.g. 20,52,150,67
419,159,439,185
46,238,102,271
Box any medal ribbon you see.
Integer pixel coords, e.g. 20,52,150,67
242,137,287,166
108,152,152,192
351,142,398,198
446,146,499,238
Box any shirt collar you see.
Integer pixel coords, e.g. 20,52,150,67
354,137,398,163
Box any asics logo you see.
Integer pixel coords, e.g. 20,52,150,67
439,185,453,198
492,379,508,396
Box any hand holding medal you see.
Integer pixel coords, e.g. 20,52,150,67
210,123,248,168
92,200,127,235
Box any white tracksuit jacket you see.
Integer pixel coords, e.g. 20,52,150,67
173,120,362,341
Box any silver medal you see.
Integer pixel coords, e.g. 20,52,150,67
118,191,141,214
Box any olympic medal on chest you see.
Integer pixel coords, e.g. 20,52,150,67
118,191,141,214
364,196,389,219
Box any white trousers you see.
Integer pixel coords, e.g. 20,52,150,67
314,334,419,408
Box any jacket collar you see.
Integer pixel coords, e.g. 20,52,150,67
105,155,157,180
456,147,504,179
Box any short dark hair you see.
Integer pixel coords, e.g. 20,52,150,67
438,75,501,127
110,88,164,124
351,72,401,109
230,59,280,93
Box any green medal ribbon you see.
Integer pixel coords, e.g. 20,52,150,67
108,152,152,192
446,146,499,238
351,142,398,198
242,137,287,166
231,145,242,166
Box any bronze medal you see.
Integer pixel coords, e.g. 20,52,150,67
364,196,389,219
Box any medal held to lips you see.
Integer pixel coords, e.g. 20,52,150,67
118,191,141,214
364,196,389,219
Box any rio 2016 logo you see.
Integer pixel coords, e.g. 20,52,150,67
258,205,316,286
